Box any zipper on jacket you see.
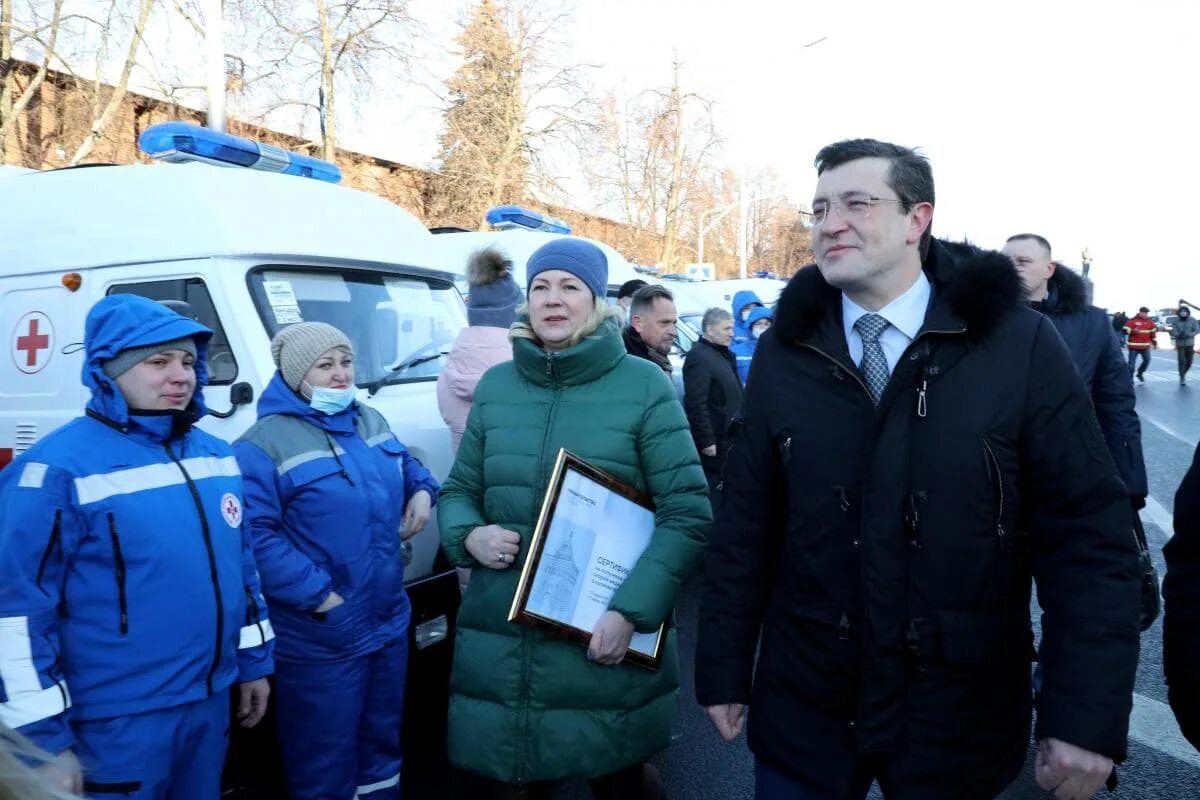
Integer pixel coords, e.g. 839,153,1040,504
35,510,64,588
832,485,851,512
164,441,224,696
903,491,926,551
982,439,1007,549
106,513,129,635
916,379,928,418
715,418,745,491
837,612,851,641
780,434,793,467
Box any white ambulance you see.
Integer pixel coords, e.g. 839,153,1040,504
0,122,466,794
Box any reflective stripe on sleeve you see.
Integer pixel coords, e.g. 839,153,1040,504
0,616,71,728
238,618,275,650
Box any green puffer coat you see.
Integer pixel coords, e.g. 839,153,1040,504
438,318,711,784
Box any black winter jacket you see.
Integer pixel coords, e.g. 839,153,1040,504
695,240,1141,800
623,327,672,374
682,337,743,473
1164,441,1200,750
1036,266,1148,500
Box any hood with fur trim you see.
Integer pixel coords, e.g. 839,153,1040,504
773,239,1023,346
1042,263,1091,316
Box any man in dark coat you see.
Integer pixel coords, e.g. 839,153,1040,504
682,307,743,496
1164,441,1200,751
695,138,1141,800
1003,234,1148,507
624,284,677,374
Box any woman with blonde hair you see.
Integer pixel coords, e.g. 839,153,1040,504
439,238,711,799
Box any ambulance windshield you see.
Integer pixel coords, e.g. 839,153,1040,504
249,267,466,387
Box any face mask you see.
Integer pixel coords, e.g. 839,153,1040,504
305,383,356,415
752,324,769,339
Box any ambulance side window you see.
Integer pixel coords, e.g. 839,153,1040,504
107,279,238,385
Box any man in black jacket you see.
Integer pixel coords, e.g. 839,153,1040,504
696,139,1140,800
623,284,677,374
1003,234,1148,507
1164,441,1200,752
682,307,743,496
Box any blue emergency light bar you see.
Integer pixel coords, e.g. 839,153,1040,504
485,204,571,234
137,122,342,183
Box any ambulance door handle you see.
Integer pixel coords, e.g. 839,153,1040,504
208,381,254,419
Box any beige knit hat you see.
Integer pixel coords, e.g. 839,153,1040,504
271,322,353,391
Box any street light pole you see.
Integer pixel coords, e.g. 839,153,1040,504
204,0,225,132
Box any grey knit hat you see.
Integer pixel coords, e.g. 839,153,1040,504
271,322,354,392
467,247,523,328
102,337,197,379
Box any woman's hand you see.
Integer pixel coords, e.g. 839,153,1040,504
588,610,636,665
465,524,521,569
401,490,433,540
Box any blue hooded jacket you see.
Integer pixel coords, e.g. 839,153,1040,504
731,290,764,344
731,306,774,384
0,295,273,755
234,373,440,662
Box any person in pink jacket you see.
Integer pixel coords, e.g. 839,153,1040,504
438,247,521,452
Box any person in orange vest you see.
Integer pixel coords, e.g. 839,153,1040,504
1124,306,1158,382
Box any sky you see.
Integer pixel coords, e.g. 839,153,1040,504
76,0,1200,311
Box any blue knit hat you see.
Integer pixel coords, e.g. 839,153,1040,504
526,238,609,300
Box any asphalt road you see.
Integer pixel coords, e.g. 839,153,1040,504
558,348,1200,800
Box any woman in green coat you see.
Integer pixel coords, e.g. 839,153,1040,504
438,238,711,799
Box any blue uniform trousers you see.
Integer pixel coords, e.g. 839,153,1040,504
275,637,408,800
75,691,229,799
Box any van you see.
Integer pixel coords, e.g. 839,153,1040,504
0,123,466,796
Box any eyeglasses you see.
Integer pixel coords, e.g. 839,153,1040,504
800,192,909,228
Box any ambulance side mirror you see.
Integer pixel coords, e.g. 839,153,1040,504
209,381,254,419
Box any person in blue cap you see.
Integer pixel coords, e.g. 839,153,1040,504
730,306,774,384
0,294,274,798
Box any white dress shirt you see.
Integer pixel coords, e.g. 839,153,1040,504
842,271,932,373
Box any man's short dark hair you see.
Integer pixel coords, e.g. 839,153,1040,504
630,284,674,318
1139,306,1150,313
814,138,934,259
618,279,649,300
1006,233,1052,257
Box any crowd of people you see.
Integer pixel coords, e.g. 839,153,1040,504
2,137,1199,800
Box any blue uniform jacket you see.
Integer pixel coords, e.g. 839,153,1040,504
1038,266,1148,499
731,307,774,385
731,290,764,345
0,295,273,755
234,374,439,663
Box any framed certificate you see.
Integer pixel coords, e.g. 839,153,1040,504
508,449,665,670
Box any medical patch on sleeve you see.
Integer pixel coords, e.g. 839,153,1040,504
220,493,243,528
18,462,48,489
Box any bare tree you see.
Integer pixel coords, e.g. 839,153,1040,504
0,0,65,159
69,0,155,164
585,63,722,272
232,0,418,163
429,0,596,230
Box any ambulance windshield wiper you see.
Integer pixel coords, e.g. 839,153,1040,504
365,346,451,396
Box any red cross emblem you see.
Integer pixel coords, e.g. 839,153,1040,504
220,492,243,528
13,312,53,374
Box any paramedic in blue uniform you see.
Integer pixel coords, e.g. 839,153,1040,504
234,322,439,800
0,294,274,797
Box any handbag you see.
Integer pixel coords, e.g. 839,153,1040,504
1132,512,1161,632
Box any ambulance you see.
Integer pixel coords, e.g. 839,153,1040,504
0,122,466,794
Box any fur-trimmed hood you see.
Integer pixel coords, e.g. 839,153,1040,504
773,239,1023,345
1043,263,1090,316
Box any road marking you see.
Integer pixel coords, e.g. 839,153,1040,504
1130,692,1200,769
1143,496,1175,536
1140,413,1195,447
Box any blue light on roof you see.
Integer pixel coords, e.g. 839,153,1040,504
137,122,342,183
485,204,571,234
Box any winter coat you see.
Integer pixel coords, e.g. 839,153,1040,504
1124,316,1157,349
0,295,273,755
731,306,774,384
1169,316,1200,349
438,318,711,784
682,337,743,475
731,290,765,344
1164,440,1200,750
437,326,513,453
695,240,1141,799
1036,266,1148,500
623,326,672,373
234,374,439,663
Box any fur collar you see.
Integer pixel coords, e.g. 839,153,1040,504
1044,263,1090,315
773,239,1023,345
